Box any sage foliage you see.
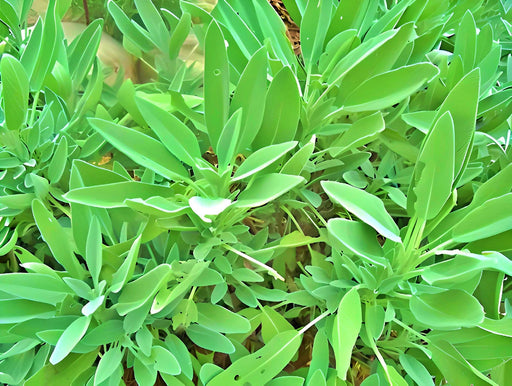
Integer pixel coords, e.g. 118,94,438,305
1,0,512,385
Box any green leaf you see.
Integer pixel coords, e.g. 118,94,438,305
196,303,250,334
208,330,302,385
94,346,123,385
48,136,68,184
136,97,201,167
68,19,103,87
50,316,91,364
434,68,480,179
25,351,98,386
204,20,230,148
107,0,154,52
422,251,512,284
0,273,71,305
410,289,484,329
330,112,385,157
186,324,235,354
65,181,175,209
331,287,361,380
409,112,455,220
253,67,301,148
88,118,189,182
0,54,29,131
110,235,142,293
116,264,173,315
230,47,268,151
134,0,169,53
301,0,332,72
85,217,102,287
152,346,181,375
32,199,85,279
322,181,401,242
452,193,512,242
0,299,55,323
399,353,434,386
217,109,242,171
342,63,439,112
235,173,305,208
454,11,477,74
327,219,387,267
233,141,297,181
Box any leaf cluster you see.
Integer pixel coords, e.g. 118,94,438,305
0,0,512,385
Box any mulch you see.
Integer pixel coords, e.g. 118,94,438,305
269,0,302,55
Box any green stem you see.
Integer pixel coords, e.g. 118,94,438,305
223,244,285,281
392,318,431,344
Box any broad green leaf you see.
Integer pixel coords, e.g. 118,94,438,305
204,20,230,148
230,47,268,151
217,109,242,171
50,316,91,364
110,235,142,293
260,305,294,343
399,353,434,386
454,11,476,73
253,67,301,149
65,181,175,208
0,299,54,323
196,303,250,333
430,339,492,386
152,346,181,375
322,181,401,242
186,324,235,354
25,0,58,90
330,112,385,157
307,329,329,383
88,118,189,182
327,0,373,40
409,112,455,220
86,217,102,286
336,23,415,102
410,289,484,329
235,173,305,208
136,97,201,167
327,219,387,267
94,346,123,385
342,63,439,112
233,141,297,181
169,12,191,59
116,264,173,315
134,0,169,53
332,287,361,380
422,251,512,284
208,330,302,385
212,0,262,60
434,68,480,179
48,136,68,183
0,273,71,305
0,54,29,131
107,0,154,52
452,193,512,242
151,262,208,314
281,141,315,175
251,0,296,67
25,351,98,386
32,199,85,279
68,19,102,87
301,0,332,72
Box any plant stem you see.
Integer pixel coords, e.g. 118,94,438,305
298,310,330,335
223,244,285,281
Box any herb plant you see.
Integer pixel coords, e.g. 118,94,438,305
1,0,512,385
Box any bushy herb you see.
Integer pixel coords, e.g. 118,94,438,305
1,0,512,385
